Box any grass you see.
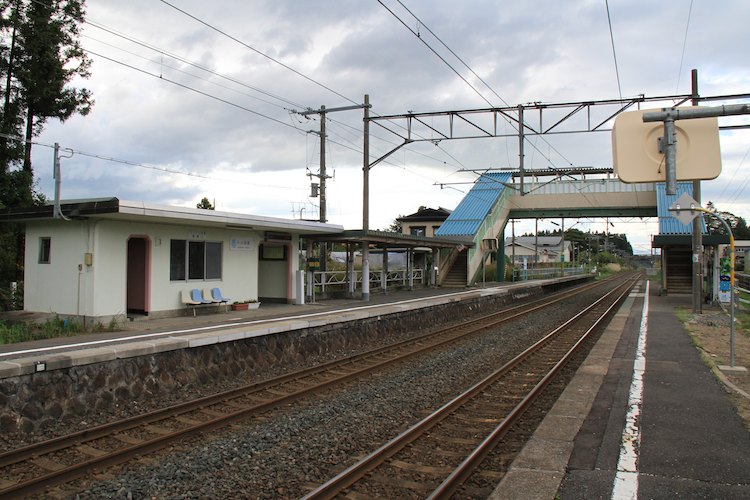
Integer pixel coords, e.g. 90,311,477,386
0,315,120,345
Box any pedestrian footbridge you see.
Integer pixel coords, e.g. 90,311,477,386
435,172,658,285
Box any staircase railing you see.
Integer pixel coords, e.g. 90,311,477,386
466,186,513,284
437,246,464,285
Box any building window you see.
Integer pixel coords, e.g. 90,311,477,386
170,240,222,281
410,226,426,237
39,237,51,264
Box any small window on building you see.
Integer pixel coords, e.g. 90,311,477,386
410,226,426,237
39,237,51,264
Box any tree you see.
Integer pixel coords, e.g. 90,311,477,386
384,216,403,233
0,0,92,291
15,0,93,174
705,202,750,239
196,197,215,210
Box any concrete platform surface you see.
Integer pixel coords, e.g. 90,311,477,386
493,280,750,499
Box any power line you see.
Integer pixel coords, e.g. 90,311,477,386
605,0,623,99
85,49,306,132
378,1,582,174
158,0,359,106
393,0,510,108
84,34,299,111
84,20,306,110
0,132,306,190
377,0,494,108
675,0,694,93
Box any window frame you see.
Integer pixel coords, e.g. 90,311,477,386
38,237,51,264
170,239,223,281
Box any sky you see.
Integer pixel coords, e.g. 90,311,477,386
27,0,750,255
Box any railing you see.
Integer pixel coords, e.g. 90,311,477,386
313,269,425,293
737,273,749,310
512,265,588,281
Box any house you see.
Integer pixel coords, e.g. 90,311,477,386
398,207,452,237
504,236,572,265
1,197,343,321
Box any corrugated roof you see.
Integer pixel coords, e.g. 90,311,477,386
656,182,706,235
436,173,512,237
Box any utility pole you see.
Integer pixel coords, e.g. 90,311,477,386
691,69,703,314
362,95,370,301
518,104,525,196
298,102,368,278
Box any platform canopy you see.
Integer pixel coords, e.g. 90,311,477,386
305,229,473,249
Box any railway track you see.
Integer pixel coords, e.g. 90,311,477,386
0,275,630,498
303,274,639,499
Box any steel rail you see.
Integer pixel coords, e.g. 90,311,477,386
428,276,637,499
303,274,638,499
0,277,606,470
0,277,616,498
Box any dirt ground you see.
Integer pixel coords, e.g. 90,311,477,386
681,305,750,430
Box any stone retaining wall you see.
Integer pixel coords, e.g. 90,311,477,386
0,286,549,436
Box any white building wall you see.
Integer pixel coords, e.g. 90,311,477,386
25,221,89,315
23,219,302,318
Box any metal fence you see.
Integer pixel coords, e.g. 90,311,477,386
313,268,425,293
512,266,588,282
738,273,749,311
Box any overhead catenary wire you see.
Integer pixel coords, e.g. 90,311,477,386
675,0,694,94
146,0,472,185
605,0,623,99
83,21,306,110
85,49,308,133
159,0,359,106
377,0,581,173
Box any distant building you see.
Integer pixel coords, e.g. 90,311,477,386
398,207,452,237
504,236,571,264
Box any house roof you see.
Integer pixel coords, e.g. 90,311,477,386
397,207,452,223
0,197,344,235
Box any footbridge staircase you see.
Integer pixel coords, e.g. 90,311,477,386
434,172,659,286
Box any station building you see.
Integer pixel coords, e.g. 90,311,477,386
1,197,343,322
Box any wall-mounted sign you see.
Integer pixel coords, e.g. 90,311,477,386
190,231,207,240
230,238,255,251
265,231,292,242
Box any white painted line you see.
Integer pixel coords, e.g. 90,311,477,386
612,280,650,500
0,287,507,359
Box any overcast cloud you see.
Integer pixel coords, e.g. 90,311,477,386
28,0,750,254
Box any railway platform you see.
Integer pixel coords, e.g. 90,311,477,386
492,280,750,499
0,276,579,370
4,274,749,498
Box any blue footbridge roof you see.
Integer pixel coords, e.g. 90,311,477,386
656,182,706,235
435,172,512,237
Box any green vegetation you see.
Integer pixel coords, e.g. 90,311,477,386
0,315,119,345
0,0,93,310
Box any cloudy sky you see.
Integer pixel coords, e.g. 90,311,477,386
30,0,750,254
